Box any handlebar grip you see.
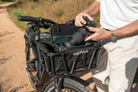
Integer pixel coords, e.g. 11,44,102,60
18,15,40,22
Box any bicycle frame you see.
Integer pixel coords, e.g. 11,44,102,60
24,23,64,92
18,15,101,92
25,24,102,92
24,24,47,91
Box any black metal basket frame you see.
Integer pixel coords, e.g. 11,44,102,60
42,47,102,78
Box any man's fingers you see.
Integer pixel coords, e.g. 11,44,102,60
89,27,97,32
87,15,93,21
85,35,94,41
80,16,86,25
75,13,93,27
75,20,84,27
75,16,85,26
75,17,86,26
85,27,99,41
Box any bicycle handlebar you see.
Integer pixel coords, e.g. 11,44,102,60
18,15,56,24
18,15,40,22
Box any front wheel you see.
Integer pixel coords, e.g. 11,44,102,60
43,78,94,92
28,72,36,89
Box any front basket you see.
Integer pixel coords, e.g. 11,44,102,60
37,40,102,78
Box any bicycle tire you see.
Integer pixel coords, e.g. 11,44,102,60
26,45,47,89
43,78,94,92
27,60,47,89
28,72,36,89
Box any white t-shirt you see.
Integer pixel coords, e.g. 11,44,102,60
97,0,138,29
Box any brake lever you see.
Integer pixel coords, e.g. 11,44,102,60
43,22,52,29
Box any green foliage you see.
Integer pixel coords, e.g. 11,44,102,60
11,8,27,16
9,0,96,23
1,0,15,1
0,0,15,2
8,0,98,31
134,67,138,83
0,1,9,4
40,28,50,33
34,8,41,17
0,0,15,4
9,7,28,30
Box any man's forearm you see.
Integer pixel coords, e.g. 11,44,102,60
82,0,100,16
114,20,138,37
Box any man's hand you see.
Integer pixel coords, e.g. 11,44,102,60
85,27,111,41
75,0,100,27
75,13,93,27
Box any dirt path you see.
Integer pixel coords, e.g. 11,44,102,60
0,3,34,92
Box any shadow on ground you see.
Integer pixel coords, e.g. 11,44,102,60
0,56,12,64
0,31,14,38
10,84,28,92
0,31,14,43
0,56,11,92
0,6,8,9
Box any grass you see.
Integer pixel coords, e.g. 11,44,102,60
0,0,15,4
0,1,10,4
9,7,28,30
8,0,100,31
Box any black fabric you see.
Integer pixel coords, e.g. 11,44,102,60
24,28,38,43
36,22,102,75
37,39,101,75
24,29,51,43
50,23,79,43
50,23,79,36
37,39,56,53
40,32,51,40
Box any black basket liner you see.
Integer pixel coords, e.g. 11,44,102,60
37,39,102,77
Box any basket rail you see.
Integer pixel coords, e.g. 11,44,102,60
43,48,102,78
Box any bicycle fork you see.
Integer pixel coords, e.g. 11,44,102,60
54,77,64,92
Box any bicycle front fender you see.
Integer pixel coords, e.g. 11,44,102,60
42,76,94,92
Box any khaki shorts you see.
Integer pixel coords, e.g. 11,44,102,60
91,34,138,92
